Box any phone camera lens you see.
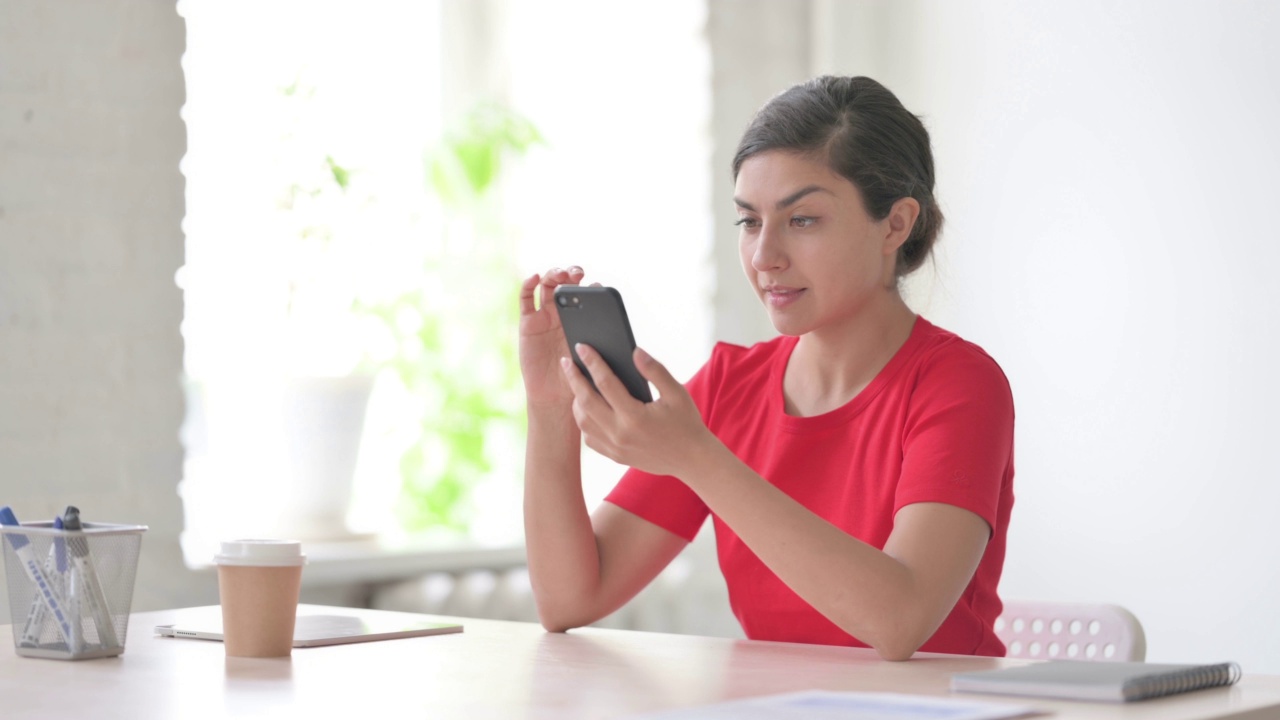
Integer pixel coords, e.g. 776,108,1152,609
557,296,568,306
571,297,580,305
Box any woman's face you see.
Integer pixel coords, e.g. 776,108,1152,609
734,150,901,337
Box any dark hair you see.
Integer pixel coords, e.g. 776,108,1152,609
732,76,943,278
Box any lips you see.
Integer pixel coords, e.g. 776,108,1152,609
762,285,806,308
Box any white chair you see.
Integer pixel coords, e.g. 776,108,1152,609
995,601,1146,662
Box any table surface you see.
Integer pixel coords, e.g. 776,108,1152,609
2,605,1279,719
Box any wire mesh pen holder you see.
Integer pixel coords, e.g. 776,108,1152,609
1,521,147,660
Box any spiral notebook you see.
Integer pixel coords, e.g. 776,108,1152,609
950,660,1242,703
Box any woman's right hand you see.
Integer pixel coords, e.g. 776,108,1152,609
519,266,587,408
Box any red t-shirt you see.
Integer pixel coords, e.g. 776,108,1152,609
605,317,1015,656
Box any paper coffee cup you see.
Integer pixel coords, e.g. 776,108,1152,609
215,539,306,658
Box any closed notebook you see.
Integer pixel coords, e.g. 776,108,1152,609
156,612,463,648
950,661,1242,703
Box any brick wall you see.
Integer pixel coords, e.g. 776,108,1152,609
0,0,216,623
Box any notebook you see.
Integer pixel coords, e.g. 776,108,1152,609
155,612,463,648
950,660,1242,703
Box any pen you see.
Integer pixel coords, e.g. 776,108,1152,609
62,506,119,648
0,506,75,648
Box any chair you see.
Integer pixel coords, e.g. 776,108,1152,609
995,601,1146,662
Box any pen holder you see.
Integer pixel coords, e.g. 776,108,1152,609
1,521,148,660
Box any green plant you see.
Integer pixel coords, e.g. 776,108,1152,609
272,77,372,378
357,103,542,534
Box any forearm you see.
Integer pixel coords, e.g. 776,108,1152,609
681,444,964,660
522,404,605,630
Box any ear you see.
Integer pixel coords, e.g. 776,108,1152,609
882,197,921,256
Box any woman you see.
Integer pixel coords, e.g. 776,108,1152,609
517,76,1015,660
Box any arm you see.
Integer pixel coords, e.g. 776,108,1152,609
676,441,988,660
564,343,1004,660
522,402,688,631
518,270,688,631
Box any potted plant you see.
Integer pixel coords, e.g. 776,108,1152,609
355,102,542,539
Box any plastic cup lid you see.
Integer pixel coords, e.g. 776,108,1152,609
214,539,307,567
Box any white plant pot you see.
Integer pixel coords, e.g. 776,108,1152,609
273,373,376,541
180,372,379,557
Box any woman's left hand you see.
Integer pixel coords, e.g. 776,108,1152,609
560,344,716,479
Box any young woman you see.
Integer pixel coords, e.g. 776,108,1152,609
517,76,1015,660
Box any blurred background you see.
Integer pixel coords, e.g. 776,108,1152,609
2,0,1278,672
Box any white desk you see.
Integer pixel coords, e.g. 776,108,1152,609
2,605,1279,719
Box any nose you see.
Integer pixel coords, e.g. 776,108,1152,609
751,222,787,273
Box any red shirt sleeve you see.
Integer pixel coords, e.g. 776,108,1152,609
603,352,719,542
894,340,1015,532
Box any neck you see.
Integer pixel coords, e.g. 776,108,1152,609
784,292,917,416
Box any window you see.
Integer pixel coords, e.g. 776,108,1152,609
504,0,713,508
178,0,711,563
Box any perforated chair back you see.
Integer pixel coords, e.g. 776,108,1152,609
995,601,1146,662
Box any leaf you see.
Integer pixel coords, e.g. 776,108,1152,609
425,102,544,206
325,156,350,190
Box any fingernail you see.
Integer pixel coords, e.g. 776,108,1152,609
635,347,651,363
574,343,588,357
560,357,572,370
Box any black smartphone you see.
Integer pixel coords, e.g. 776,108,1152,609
553,285,653,403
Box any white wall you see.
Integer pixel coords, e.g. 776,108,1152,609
0,1,216,624
811,0,1280,671
708,0,816,348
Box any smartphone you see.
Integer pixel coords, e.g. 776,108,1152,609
553,285,653,402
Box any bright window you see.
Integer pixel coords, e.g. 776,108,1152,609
177,0,711,563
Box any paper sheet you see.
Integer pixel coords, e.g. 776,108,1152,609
630,691,1040,720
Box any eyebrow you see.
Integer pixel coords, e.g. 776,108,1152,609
733,184,832,212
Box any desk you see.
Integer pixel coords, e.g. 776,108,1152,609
2,605,1279,719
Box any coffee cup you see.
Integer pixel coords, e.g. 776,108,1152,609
214,539,306,658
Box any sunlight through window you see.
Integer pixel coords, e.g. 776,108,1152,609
177,0,711,563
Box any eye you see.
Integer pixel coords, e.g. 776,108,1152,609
734,216,760,229
790,216,816,228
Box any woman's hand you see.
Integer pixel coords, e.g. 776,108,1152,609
519,266,587,408
560,343,718,479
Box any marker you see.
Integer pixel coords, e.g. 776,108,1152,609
54,515,67,576
62,506,119,648
0,506,75,648
54,513,85,654
18,516,67,647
